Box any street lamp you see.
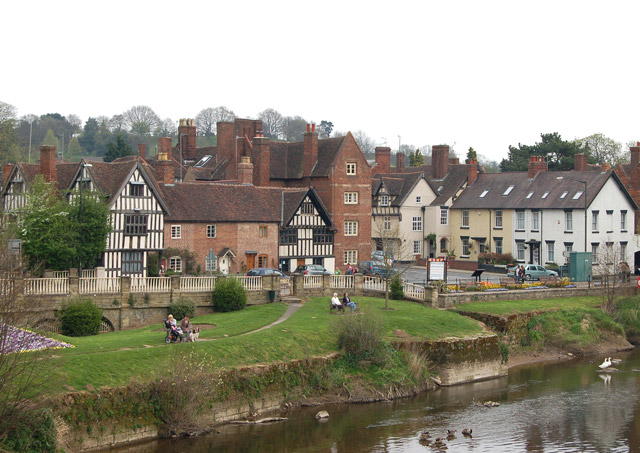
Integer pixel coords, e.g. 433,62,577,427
556,176,588,252
78,162,93,277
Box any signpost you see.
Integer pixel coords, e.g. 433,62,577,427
427,257,447,283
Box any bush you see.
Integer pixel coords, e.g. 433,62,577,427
60,299,102,337
390,275,404,300
334,311,385,361
169,298,196,320
0,407,57,452
213,278,247,312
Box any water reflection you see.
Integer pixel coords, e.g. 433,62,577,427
111,350,640,452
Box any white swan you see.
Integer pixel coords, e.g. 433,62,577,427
599,357,612,370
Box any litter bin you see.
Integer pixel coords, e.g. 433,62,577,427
268,290,276,302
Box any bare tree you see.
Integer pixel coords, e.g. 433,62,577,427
576,133,624,166
258,108,284,139
195,106,236,137
353,130,376,154
282,116,308,141
109,114,126,132
156,118,177,137
0,101,17,124
123,105,161,136
593,243,628,313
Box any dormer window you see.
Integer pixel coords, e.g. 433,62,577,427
379,195,389,206
503,186,514,196
129,182,144,197
479,189,489,198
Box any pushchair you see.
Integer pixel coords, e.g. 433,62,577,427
164,320,184,343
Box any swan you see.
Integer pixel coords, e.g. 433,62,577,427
599,357,612,369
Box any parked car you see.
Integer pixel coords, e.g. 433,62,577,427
246,268,286,278
371,250,395,265
358,260,397,278
293,264,332,275
507,264,558,281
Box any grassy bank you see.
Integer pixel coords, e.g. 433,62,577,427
452,296,600,315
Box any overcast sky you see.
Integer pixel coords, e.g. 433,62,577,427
2,0,639,162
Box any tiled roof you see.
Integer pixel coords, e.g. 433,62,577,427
402,164,471,205
270,135,348,179
281,187,333,227
372,173,425,207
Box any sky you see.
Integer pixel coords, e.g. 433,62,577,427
2,0,640,162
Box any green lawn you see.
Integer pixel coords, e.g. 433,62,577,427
452,296,601,316
33,297,485,395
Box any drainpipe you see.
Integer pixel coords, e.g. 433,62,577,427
540,211,543,265
488,209,492,253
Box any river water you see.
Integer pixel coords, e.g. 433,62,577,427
113,349,640,452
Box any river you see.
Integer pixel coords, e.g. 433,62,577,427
112,349,640,452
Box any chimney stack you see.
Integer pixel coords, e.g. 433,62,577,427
158,137,172,161
252,131,270,186
574,153,587,171
528,155,548,178
178,118,197,160
138,143,146,160
396,152,405,172
431,145,449,179
467,159,478,185
237,156,254,185
374,147,391,174
39,145,57,183
303,123,318,177
631,143,640,169
157,160,175,184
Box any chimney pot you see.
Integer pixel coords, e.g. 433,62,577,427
312,123,316,133
307,124,310,133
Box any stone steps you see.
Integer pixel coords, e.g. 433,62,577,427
280,296,302,304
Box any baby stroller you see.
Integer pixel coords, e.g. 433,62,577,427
164,320,184,343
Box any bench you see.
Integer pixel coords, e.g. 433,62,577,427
329,301,344,314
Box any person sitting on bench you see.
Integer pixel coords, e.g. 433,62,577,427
331,292,344,312
343,292,357,313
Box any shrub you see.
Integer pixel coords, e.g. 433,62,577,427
334,311,385,361
169,298,196,320
60,299,102,337
0,407,57,452
390,275,404,300
213,278,247,312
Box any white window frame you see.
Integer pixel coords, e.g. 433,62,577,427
565,211,573,231
205,257,217,272
461,238,470,257
412,216,423,231
495,238,503,254
171,225,181,239
413,240,421,255
344,250,357,265
344,192,358,204
379,195,389,206
383,216,391,231
462,210,469,227
592,212,599,232
495,210,502,228
206,224,216,238
621,211,627,231
516,212,525,230
532,211,539,231
344,221,358,236
416,196,422,203
547,242,554,263
621,242,627,262
440,208,448,225
169,256,182,273
346,162,357,175
517,242,525,261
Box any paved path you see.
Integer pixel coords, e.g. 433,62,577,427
240,303,302,336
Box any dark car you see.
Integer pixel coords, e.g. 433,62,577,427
293,264,332,275
358,260,396,278
246,268,286,277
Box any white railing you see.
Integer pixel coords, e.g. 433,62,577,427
403,281,425,301
130,277,171,293
24,278,68,295
79,277,121,294
52,271,69,279
303,275,323,289
232,276,262,291
363,276,385,292
82,269,96,278
330,275,354,289
180,276,217,292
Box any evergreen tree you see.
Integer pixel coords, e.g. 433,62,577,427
500,132,587,172
66,137,82,161
466,147,477,164
41,129,59,148
409,148,424,166
104,134,133,162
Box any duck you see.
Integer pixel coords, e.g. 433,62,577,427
599,357,612,370
434,437,445,444
447,429,457,435
462,428,473,436
419,431,431,441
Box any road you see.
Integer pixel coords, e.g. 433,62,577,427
399,264,503,285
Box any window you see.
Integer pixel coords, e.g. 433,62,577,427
541,192,549,199
461,238,470,256
207,224,216,238
517,242,525,261
346,162,356,175
565,242,573,257
344,250,357,265
621,242,628,262
503,186,515,196
462,210,470,227
413,240,421,255
565,211,573,231
526,192,534,199
344,192,358,204
259,226,268,237
516,211,525,230
440,208,448,225
300,202,314,215
169,256,182,273
379,195,389,206
313,227,332,244
495,238,503,254
440,238,448,253
479,189,489,198
560,191,568,199
344,221,358,236
280,228,297,245
495,210,503,228
257,255,268,268
607,210,613,232
532,211,539,231
171,225,181,239
122,251,143,275
621,211,628,231
124,214,148,236
547,242,555,263
592,243,599,259
416,196,422,203
592,211,599,232
572,191,583,200
412,216,422,231
129,182,144,197
383,216,391,231
479,241,486,254
205,256,217,272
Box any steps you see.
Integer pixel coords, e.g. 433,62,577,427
280,296,302,304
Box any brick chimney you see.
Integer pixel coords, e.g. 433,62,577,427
431,145,449,179
251,130,270,187
396,152,405,172
216,122,237,179
467,159,478,185
574,153,587,171
3,164,14,186
237,156,253,185
138,143,146,160
158,137,172,161
448,157,460,165
631,142,640,169
39,145,57,183
528,155,547,178
303,123,318,177
374,147,391,174
157,160,174,184
178,118,197,160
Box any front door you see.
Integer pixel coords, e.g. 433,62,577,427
297,258,305,267
246,254,256,270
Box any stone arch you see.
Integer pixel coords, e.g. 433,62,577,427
100,316,115,333
33,318,61,334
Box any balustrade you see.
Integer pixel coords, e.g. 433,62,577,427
130,277,171,293
330,275,354,289
24,278,68,295
180,276,217,292
79,277,121,294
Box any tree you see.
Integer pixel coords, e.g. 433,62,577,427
593,243,627,314
0,118,21,165
109,114,126,132
66,136,82,161
318,120,333,138
123,105,161,135
466,147,477,164
0,101,17,124
195,106,236,137
576,133,624,166
104,133,133,162
155,118,177,137
500,132,588,172
352,130,376,154
282,116,308,141
68,189,111,271
478,154,500,173
79,117,100,154
258,108,284,139
40,129,59,149
409,149,424,166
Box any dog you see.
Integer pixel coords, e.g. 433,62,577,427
188,327,200,342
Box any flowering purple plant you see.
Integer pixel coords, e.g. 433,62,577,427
0,323,74,354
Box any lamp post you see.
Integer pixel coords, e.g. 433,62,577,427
557,176,588,252
78,162,93,276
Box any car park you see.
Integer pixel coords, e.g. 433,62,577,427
507,264,558,281
293,264,332,275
